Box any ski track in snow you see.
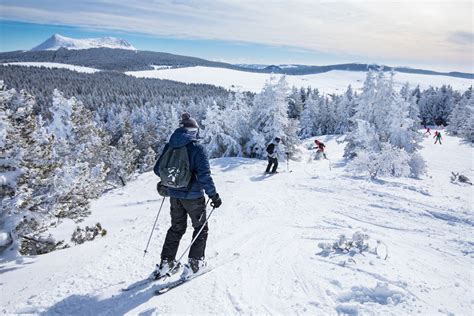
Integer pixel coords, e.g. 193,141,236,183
0,132,472,315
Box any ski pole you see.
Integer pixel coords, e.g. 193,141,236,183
167,202,215,275
286,152,290,172
143,197,166,257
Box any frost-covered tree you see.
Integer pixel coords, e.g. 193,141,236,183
107,128,140,186
418,85,460,125
299,89,320,138
249,76,300,157
140,147,157,172
345,70,425,178
288,86,305,119
334,85,355,134
252,77,289,140
0,83,22,200
400,82,421,131
202,102,241,158
447,91,472,136
224,91,252,151
459,100,474,142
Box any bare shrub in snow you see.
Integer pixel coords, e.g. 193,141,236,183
450,172,472,185
318,231,388,262
71,223,107,245
19,234,68,255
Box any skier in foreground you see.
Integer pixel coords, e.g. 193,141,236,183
265,137,282,173
153,112,222,279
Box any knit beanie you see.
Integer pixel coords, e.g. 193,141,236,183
179,112,199,129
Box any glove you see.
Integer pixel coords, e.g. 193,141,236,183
210,194,222,208
156,181,169,197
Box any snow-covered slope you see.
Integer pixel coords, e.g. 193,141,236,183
0,132,472,315
3,62,100,73
127,66,473,93
31,34,136,51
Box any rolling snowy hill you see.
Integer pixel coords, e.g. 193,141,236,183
0,131,472,315
126,66,474,94
31,34,136,51
3,62,100,73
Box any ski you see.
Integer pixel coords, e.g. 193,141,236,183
154,266,214,295
154,252,240,296
122,252,220,292
121,266,182,291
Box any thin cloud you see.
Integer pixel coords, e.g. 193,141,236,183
448,31,474,45
0,0,472,70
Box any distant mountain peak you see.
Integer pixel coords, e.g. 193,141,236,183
31,34,136,51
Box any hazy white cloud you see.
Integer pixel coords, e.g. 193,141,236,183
1,0,472,71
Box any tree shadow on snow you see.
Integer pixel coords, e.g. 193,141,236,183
211,157,260,172
40,282,163,316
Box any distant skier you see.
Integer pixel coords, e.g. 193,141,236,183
153,112,222,279
314,139,327,160
434,131,442,144
265,137,282,173
424,126,431,136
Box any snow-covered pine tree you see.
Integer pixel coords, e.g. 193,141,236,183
459,99,474,142
418,85,460,126
299,89,320,138
388,86,422,154
288,86,304,119
107,124,140,186
345,70,425,178
334,85,355,134
140,147,157,172
249,76,299,157
0,83,21,200
224,91,251,153
400,82,421,132
202,102,241,158
447,91,472,136
10,92,60,234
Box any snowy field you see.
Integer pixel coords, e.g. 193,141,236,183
0,132,472,315
3,62,100,73
126,66,474,94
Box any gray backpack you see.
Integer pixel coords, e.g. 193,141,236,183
159,146,192,188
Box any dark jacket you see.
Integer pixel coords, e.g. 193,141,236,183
154,128,217,200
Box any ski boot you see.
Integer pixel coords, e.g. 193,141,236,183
154,259,181,280
181,258,207,279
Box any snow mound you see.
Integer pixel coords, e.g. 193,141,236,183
337,282,406,305
0,231,12,247
31,34,136,51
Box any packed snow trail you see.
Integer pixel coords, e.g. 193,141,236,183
0,132,472,315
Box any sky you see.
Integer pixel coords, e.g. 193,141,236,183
0,0,472,73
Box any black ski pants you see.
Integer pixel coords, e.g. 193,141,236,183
161,196,208,260
266,157,278,173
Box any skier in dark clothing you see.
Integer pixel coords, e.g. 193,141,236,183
434,131,442,144
153,112,222,278
265,137,281,173
424,126,431,136
314,139,327,159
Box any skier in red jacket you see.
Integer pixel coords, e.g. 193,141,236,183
314,140,327,159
